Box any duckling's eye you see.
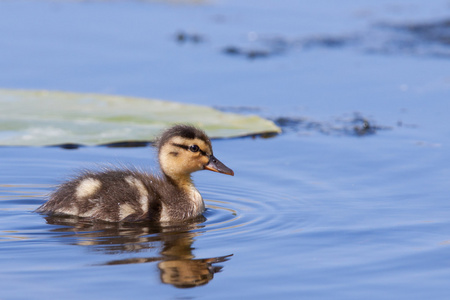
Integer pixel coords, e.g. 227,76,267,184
189,145,199,152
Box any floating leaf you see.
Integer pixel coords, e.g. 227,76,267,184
0,89,280,146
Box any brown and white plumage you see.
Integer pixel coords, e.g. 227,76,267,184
36,125,234,222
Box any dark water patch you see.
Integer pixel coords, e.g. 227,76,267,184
298,35,358,49
221,24,450,60
175,31,206,44
273,113,392,137
173,18,450,60
268,20,450,59
222,46,276,59
386,19,450,46
222,34,358,60
370,19,450,58
214,106,392,137
262,34,358,53
178,30,357,60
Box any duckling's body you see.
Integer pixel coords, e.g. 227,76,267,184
36,125,234,222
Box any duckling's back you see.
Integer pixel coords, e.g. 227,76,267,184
37,169,163,222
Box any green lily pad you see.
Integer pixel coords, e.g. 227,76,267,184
0,89,281,146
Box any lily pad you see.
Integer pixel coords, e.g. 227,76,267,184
0,89,280,146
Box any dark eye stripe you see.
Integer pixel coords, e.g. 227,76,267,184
172,143,208,156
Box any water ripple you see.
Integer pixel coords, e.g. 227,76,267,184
199,184,312,240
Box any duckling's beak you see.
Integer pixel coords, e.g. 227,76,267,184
204,155,234,176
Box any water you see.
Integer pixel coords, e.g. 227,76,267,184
1,0,450,299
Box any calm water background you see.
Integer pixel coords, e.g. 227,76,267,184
1,0,450,299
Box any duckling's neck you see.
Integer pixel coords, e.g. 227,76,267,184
165,173,194,190
165,174,204,207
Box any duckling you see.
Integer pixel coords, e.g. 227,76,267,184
36,125,234,222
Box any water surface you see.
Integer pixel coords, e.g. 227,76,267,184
1,0,450,299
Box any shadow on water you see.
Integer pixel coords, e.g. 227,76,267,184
43,215,232,289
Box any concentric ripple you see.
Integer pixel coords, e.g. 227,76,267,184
199,183,316,240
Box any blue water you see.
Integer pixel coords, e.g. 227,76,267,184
1,0,450,299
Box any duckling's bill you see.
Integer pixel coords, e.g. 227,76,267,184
204,155,234,176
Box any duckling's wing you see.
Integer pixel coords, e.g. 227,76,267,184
36,170,161,222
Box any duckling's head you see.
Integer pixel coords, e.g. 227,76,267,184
157,125,234,181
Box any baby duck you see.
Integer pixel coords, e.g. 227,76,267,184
36,125,234,222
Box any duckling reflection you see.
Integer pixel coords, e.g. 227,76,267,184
158,255,232,288
44,215,232,288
